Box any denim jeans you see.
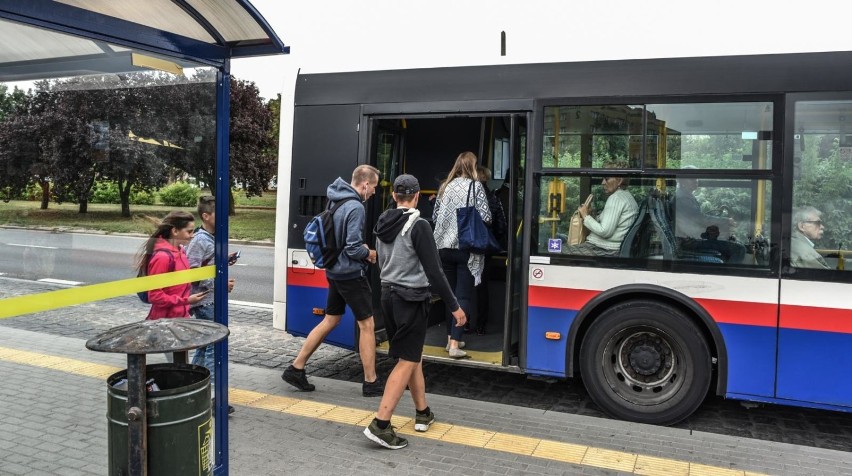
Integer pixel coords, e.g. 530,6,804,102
439,248,473,342
190,304,216,387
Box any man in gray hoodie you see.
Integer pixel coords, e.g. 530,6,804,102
363,174,466,449
282,165,384,397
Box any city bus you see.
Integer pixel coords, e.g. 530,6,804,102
273,51,852,425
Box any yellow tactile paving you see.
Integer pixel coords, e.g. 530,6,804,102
441,425,497,447
532,439,587,464
635,455,690,475
250,394,299,412
582,446,638,472
0,345,768,476
284,400,335,418
317,406,373,425
485,432,541,455
228,388,269,406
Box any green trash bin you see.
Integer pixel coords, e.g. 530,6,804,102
107,363,212,476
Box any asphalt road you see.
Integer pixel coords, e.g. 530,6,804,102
0,228,274,305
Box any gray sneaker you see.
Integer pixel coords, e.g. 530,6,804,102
414,411,435,432
363,419,408,449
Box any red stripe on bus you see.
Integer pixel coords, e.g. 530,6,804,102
693,298,777,327
528,285,778,328
287,268,327,288
780,304,852,333
528,285,600,309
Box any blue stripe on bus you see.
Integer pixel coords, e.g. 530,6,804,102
776,328,852,408
285,285,356,350
526,306,577,377
718,323,776,398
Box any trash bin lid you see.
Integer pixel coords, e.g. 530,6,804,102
85,319,230,354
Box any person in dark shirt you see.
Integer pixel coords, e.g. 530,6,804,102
363,174,466,450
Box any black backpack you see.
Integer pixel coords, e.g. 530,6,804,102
137,249,175,303
303,197,358,268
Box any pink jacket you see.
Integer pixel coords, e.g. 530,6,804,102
146,238,191,320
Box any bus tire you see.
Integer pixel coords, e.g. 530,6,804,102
579,299,711,426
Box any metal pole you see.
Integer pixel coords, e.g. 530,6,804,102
173,351,188,364
213,58,231,476
126,353,147,476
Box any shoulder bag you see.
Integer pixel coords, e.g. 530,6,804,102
457,181,501,254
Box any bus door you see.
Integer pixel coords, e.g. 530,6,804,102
365,113,528,368
365,119,406,340
777,97,852,408
286,104,363,349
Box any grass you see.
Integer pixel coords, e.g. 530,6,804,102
232,190,277,208
0,200,276,242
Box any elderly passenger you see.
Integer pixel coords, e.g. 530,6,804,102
790,206,830,269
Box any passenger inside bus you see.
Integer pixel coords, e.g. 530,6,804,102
790,206,831,269
673,174,747,263
562,163,639,257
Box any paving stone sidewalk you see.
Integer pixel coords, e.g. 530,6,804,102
3,325,852,476
2,276,852,455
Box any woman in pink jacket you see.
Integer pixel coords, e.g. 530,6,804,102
136,211,208,319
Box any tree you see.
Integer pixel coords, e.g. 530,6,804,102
227,78,276,215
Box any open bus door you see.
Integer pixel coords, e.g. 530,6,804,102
365,113,527,368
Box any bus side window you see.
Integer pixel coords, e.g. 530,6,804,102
791,100,852,272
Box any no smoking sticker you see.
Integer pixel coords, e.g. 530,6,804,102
532,268,544,280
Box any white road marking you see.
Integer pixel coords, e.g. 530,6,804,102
233,263,248,266
229,300,273,309
37,278,84,286
7,243,58,249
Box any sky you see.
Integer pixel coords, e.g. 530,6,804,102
232,0,852,101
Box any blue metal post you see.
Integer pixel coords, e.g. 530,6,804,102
213,59,230,476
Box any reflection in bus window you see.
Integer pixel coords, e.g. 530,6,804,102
536,174,772,266
792,100,852,271
542,102,774,171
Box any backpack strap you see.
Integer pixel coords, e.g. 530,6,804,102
326,196,360,264
148,248,176,274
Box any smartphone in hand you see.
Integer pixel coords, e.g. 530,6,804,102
228,250,241,265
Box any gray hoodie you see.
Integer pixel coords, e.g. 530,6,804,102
325,177,370,280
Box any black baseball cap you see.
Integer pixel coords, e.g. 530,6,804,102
393,174,420,194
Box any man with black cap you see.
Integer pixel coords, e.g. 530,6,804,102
363,174,466,449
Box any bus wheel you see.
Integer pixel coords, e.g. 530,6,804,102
579,300,711,426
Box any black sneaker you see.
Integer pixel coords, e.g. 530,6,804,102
211,399,236,415
362,377,384,397
281,365,315,391
363,419,408,449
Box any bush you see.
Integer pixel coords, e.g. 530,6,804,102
131,189,156,205
91,181,158,205
159,182,199,207
90,181,120,204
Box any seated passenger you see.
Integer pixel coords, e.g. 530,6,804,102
790,206,830,269
673,173,746,263
563,168,638,257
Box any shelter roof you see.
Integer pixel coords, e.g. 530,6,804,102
0,0,287,81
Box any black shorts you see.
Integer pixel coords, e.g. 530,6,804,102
326,277,373,321
381,285,430,363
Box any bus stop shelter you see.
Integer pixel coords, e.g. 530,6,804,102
0,1,288,474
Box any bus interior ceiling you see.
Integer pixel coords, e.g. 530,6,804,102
370,115,515,364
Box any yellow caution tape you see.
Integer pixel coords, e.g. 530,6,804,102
0,265,215,320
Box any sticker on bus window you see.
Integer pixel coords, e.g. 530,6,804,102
548,238,562,253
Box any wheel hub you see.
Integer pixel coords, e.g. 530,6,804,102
614,331,676,388
628,343,661,375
